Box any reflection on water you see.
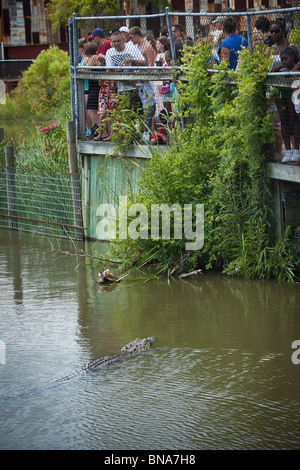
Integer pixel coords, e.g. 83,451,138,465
0,230,300,449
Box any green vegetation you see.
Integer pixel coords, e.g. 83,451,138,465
0,45,71,172
107,40,299,283
0,121,69,173
47,0,169,29
17,123,70,172
289,13,300,46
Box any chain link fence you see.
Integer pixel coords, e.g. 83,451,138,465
0,166,84,241
69,7,300,68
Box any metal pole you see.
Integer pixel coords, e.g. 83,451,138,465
5,145,18,230
68,18,75,122
165,7,175,65
72,14,79,139
246,13,252,49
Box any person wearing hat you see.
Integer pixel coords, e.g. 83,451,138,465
171,24,193,64
128,26,156,66
119,26,131,44
209,17,224,63
89,28,111,56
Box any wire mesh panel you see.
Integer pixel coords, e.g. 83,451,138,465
0,167,84,241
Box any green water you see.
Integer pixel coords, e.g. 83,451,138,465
0,229,300,449
0,121,38,142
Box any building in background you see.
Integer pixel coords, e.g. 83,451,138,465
0,0,68,60
171,0,297,13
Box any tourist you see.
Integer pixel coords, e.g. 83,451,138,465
150,108,170,145
94,74,118,142
209,16,224,61
128,26,156,66
171,24,193,64
119,26,132,45
253,16,273,46
82,42,100,130
155,37,170,65
272,47,300,163
78,38,88,63
270,18,299,68
105,31,146,113
89,28,111,60
136,81,156,140
154,37,170,115
217,17,248,70
159,26,169,39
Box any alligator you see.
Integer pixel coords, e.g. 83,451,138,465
43,337,157,388
0,338,157,402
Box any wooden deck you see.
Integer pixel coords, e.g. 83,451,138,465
267,162,300,184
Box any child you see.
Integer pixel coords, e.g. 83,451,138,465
272,47,300,163
80,42,98,130
150,108,170,145
94,78,118,141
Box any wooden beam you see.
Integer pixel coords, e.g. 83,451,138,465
78,140,164,159
267,162,300,184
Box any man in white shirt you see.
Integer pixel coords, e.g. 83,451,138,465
106,31,146,92
105,31,151,119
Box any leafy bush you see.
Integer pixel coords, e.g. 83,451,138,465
107,40,299,283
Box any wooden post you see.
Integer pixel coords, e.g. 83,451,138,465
66,120,84,241
0,128,4,142
5,145,18,229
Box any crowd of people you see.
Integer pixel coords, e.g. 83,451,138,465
78,23,193,144
209,15,300,164
78,16,300,161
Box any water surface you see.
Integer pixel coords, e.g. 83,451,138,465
0,230,299,449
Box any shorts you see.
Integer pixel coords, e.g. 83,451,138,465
87,81,100,110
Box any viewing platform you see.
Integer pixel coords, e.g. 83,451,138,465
69,8,300,242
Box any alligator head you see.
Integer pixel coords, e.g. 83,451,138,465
121,337,157,354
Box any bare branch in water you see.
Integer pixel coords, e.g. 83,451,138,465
47,240,122,264
178,269,202,279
